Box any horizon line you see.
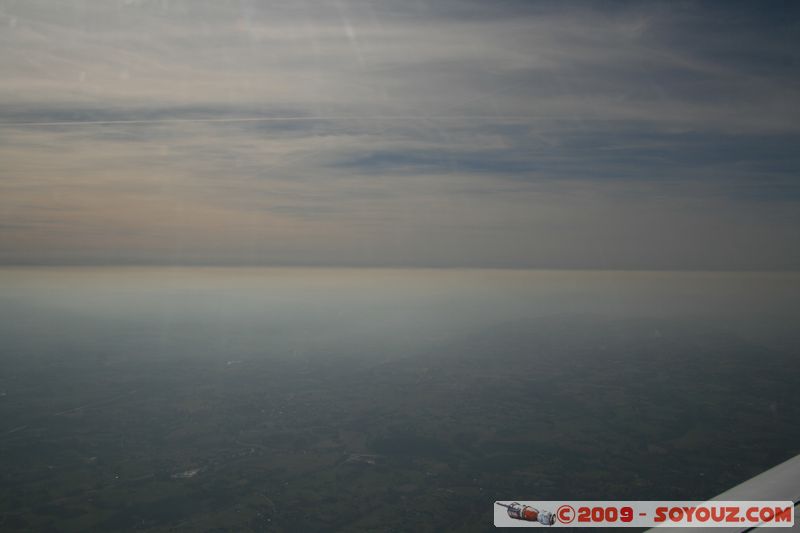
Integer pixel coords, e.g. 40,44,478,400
1,263,798,274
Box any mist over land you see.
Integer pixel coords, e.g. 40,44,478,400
1,268,799,531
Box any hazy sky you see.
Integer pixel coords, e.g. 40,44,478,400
1,0,799,268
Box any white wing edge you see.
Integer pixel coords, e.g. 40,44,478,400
647,453,800,532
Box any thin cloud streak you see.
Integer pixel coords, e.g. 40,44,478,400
0,115,574,127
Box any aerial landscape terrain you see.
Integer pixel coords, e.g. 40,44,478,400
1,269,798,531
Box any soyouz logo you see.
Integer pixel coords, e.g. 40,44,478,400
495,502,556,525
493,501,795,528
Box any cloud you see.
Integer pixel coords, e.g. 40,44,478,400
0,0,798,268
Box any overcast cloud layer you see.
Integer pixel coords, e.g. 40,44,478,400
1,0,799,268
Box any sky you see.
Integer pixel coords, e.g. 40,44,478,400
0,0,799,269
